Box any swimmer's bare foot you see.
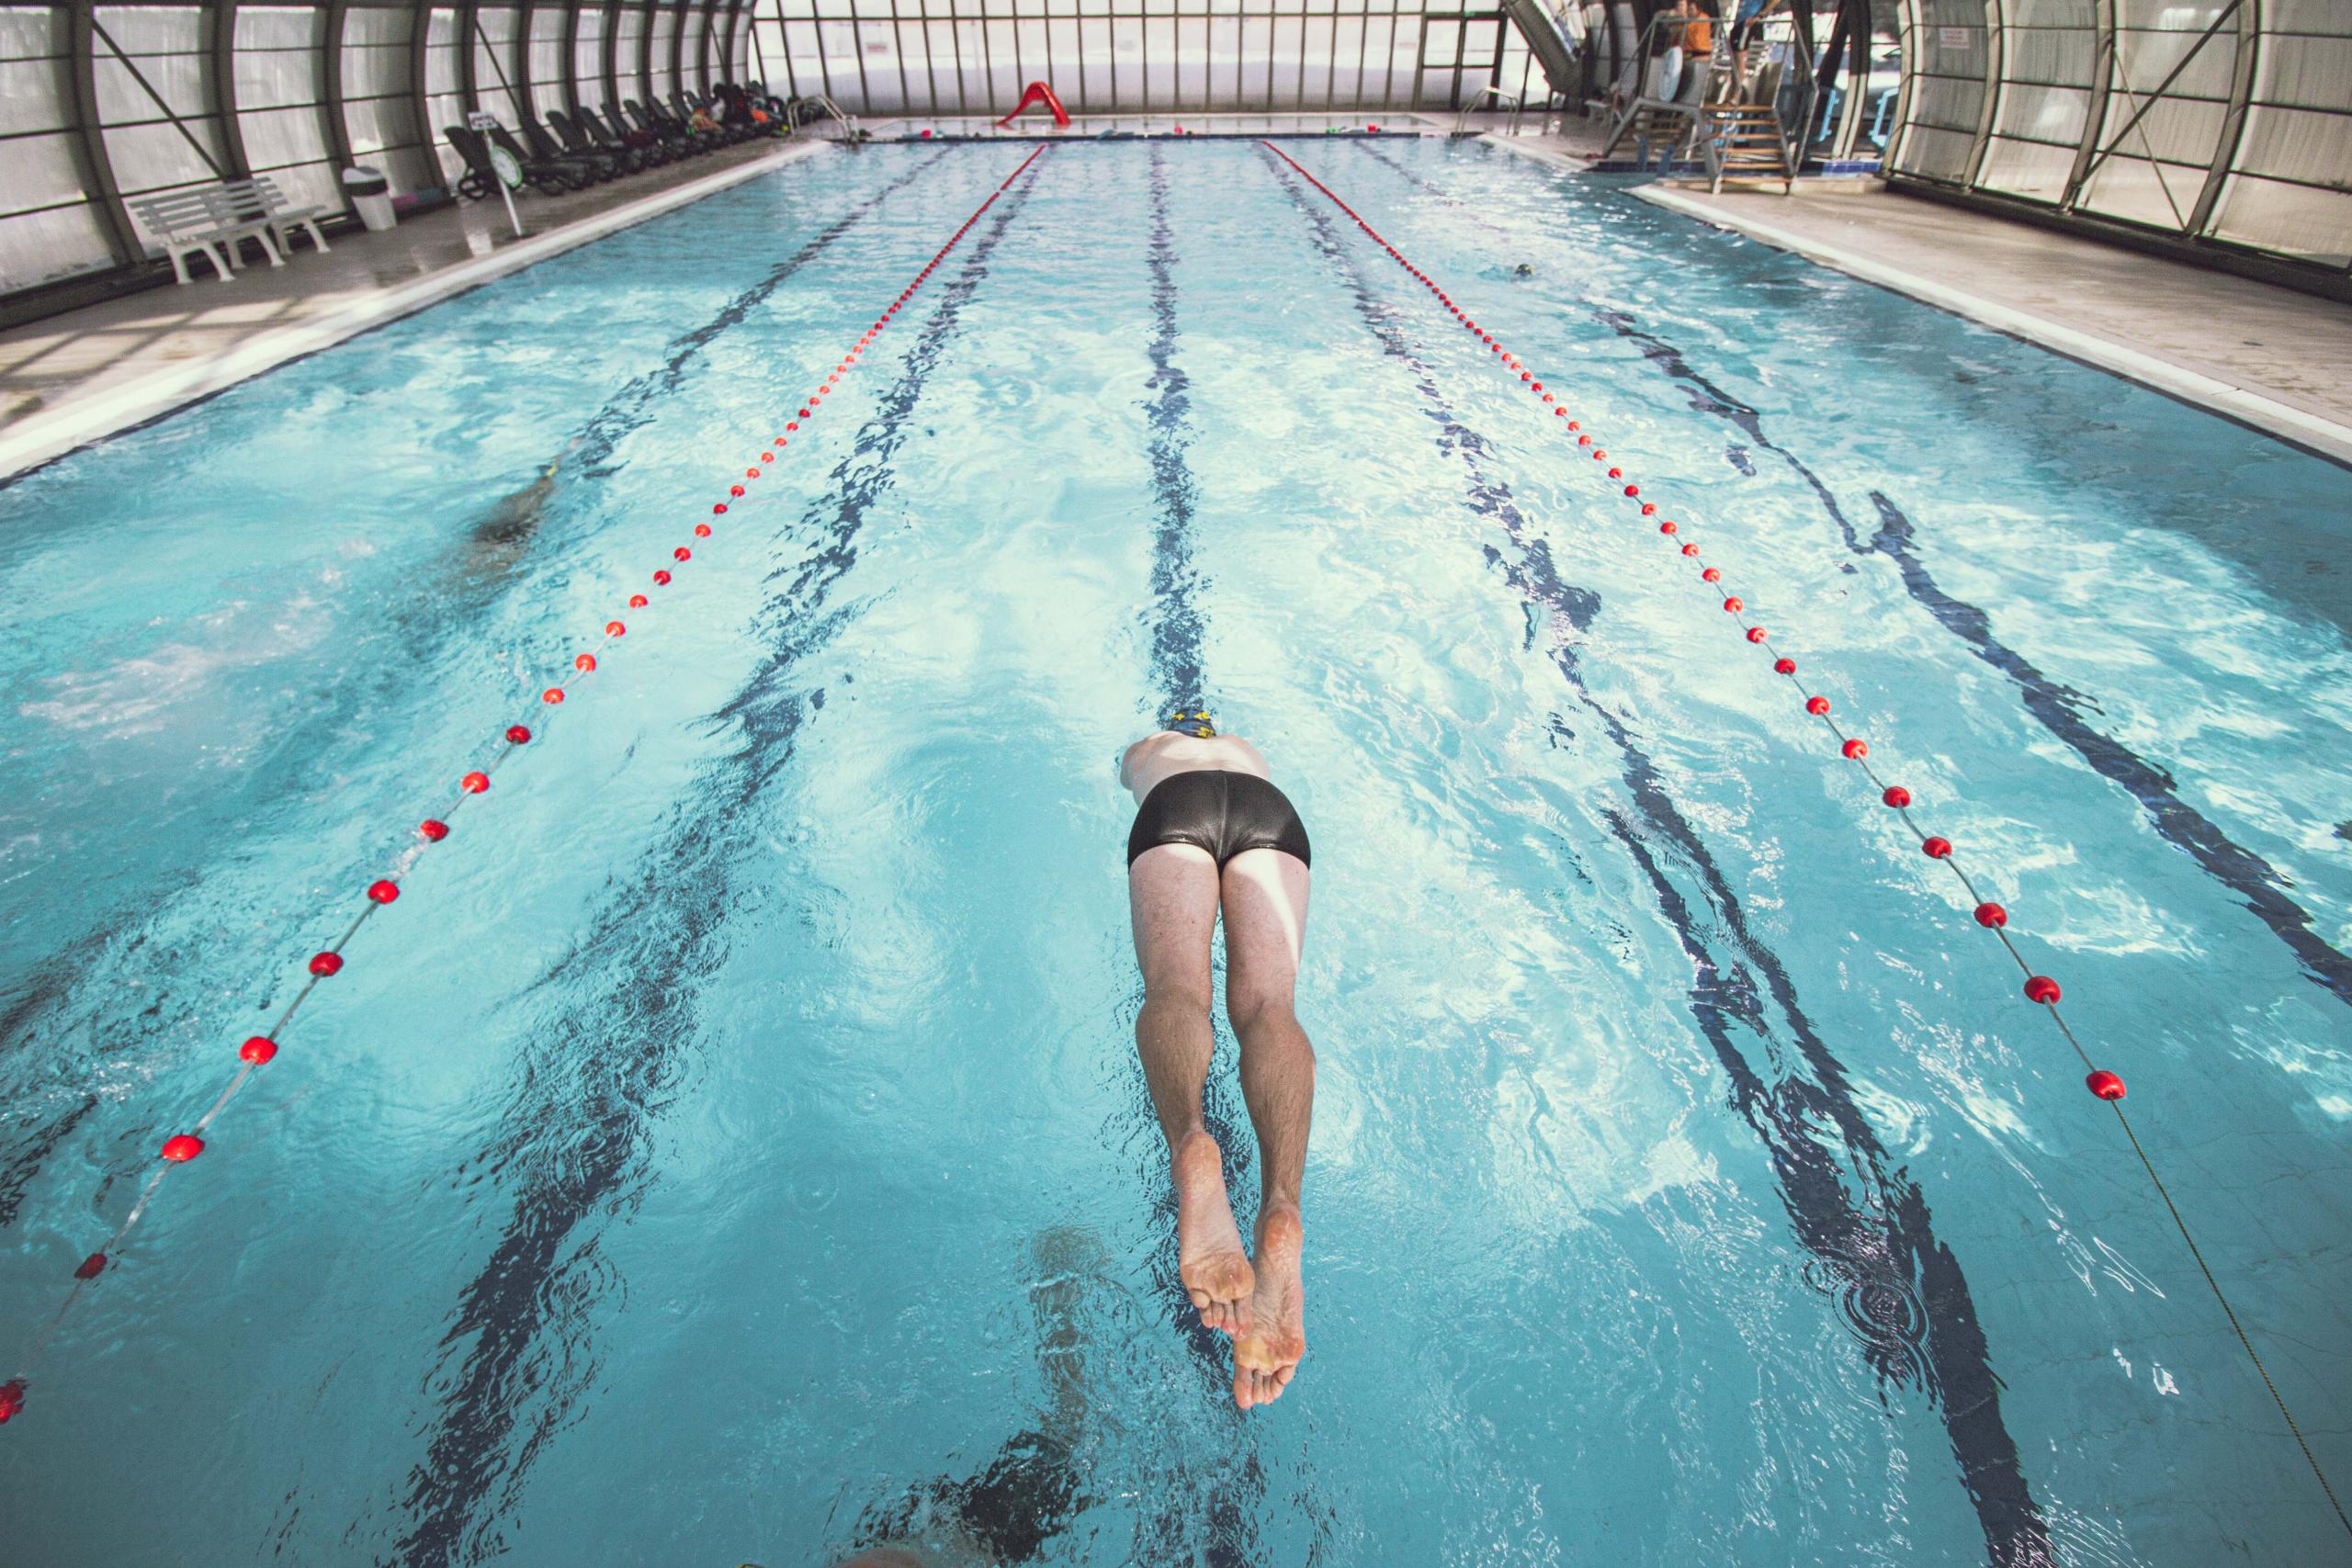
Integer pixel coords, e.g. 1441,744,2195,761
1232,1204,1306,1411
1174,1131,1254,1337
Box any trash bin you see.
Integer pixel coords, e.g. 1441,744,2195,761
342,165,396,232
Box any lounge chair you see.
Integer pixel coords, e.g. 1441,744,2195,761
443,124,576,199
520,116,623,182
482,121,597,189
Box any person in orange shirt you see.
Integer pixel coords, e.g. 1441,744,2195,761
1685,1,1716,56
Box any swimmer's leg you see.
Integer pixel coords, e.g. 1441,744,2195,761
1218,847,1314,1410
1128,843,1255,1336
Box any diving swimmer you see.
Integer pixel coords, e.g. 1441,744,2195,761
1120,712,1315,1410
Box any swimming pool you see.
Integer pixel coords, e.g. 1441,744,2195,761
3,134,2348,1564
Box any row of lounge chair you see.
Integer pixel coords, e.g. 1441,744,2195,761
444,87,785,202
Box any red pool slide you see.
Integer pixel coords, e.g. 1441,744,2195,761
997,80,1070,129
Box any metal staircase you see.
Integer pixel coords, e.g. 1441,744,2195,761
1695,101,1797,192
1595,14,1808,193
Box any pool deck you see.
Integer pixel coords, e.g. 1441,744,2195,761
0,137,824,482
1484,130,2352,466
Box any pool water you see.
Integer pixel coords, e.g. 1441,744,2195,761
2,137,2349,1566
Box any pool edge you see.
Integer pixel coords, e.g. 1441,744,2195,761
1621,178,2352,468
0,141,831,485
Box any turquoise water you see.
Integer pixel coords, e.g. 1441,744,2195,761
2,137,2348,1565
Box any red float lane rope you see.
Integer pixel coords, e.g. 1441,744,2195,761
1261,141,2352,1541
0,144,1049,1431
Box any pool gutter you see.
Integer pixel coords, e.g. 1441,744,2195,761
0,141,828,485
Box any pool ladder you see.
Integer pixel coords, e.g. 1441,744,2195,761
792,95,867,143
1453,85,1526,138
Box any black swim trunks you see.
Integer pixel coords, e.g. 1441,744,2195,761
1126,770,1312,869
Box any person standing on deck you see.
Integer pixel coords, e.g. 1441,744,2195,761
1118,713,1316,1411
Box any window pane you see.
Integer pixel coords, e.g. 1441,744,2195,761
2210,172,2352,265
0,203,116,293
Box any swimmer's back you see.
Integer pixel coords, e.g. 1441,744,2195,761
1120,731,1272,804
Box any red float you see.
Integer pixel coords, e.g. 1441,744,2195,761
1774,658,1797,674
1723,597,1743,613
606,621,626,637
1747,627,1769,643
161,1134,204,1162
729,485,745,497
0,1380,21,1423
629,593,649,607
2025,975,2063,1004
1974,901,2007,928
1702,567,1722,583
653,570,672,585
541,687,564,705
1843,739,1870,759
309,951,344,976
419,818,450,841
574,654,597,672
461,771,490,793
1806,696,1830,715
2086,1069,2125,1100
1922,836,1952,858
74,1254,106,1280
674,547,692,561
694,524,711,537
1659,521,1678,534
367,879,401,903
1882,785,1910,808
241,1035,278,1064
713,502,729,514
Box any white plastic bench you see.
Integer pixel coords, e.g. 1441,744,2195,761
126,186,275,285
219,175,332,261
125,176,332,285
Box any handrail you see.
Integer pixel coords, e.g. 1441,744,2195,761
1453,84,1525,137
790,94,862,141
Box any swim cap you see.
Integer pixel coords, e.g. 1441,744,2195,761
1166,709,1216,739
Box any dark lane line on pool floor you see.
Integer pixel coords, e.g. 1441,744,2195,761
1141,144,1211,717
1136,145,1249,1361
567,147,954,479
369,153,1050,1568
0,152,970,1244
1350,140,2352,1014
852,154,1294,1566
1265,146,2053,1568
1125,142,1304,1565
